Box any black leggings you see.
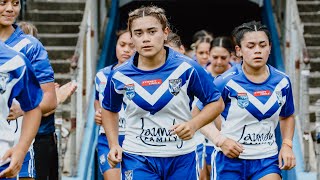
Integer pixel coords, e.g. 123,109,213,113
34,133,58,180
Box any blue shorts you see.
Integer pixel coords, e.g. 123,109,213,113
213,151,281,180
97,134,125,174
0,163,17,180
121,151,197,180
195,143,205,171
19,149,36,178
205,145,215,166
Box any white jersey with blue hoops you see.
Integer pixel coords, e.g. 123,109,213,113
213,63,295,159
95,64,126,135
0,42,42,167
102,47,221,157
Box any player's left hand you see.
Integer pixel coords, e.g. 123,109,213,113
0,147,25,178
171,122,196,140
278,144,296,170
7,102,23,121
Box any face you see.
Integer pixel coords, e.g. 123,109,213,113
0,0,20,26
130,16,168,58
236,31,271,70
210,46,231,75
116,32,135,64
195,42,210,66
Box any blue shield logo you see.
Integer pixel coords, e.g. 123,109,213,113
169,78,182,96
237,93,249,108
125,84,135,100
0,72,9,94
276,91,283,106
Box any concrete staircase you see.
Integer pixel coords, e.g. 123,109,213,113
24,0,85,118
297,0,320,122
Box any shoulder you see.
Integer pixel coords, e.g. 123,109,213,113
215,64,241,84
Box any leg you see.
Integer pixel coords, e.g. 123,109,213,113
259,173,281,180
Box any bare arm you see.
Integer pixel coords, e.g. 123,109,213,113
101,109,122,168
172,97,224,140
279,115,296,170
0,106,42,178
39,82,57,114
94,100,102,125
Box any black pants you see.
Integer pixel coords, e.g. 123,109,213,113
34,133,58,180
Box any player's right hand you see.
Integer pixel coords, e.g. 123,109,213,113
220,138,244,158
94,109,102,125
107,145,122,168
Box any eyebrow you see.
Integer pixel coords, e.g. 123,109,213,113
133,27,157,32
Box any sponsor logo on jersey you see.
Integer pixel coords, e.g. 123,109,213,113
253,90,271,96
141,79,162,86
137,118,183,149
238,124,275,146
125,170,133,180
276,91,283,106
125,84,135,100
237,92,249,108
169,78,182,96
0,72,10,94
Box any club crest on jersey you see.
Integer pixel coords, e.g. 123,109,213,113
99,154,106,165
125,84,135,100
237,93,249,108
0,72,10,94
124,170,133,180
276,91,283,106
169,78,182,96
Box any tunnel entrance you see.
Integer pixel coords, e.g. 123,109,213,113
119,0,262,49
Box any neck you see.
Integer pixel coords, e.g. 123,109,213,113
242,64,269,83
0,25,14,42
138,48,166,70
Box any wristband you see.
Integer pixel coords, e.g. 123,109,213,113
213,134,227,147
282,139,293,148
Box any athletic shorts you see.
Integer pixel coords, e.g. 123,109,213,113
0,163,17,180
213,151,281,180
121,151,197,180
19,149,36,178
97,134,125,174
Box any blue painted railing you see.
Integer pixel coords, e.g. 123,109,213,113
64,0,120,179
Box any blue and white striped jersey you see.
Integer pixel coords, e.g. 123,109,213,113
200,63,295,159
102,47,221,157
5,24,55,135
95,63,126,135
0,42,42,167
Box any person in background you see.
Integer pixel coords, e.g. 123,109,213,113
197,36,235,180
198,20,296,180
101,5,224,180
0,41,42,180
94,29,135,180
165,31,186,54
191,36,212,69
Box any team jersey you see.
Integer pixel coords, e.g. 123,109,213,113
202,63,295,159
102,47,221,157
5,24,55,135
95,64,126,135
0,42,42,167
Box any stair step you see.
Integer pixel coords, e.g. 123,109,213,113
38,33,79,46
304,22,320,34
309,71,320,88
310,58,320,72
300,12,320,22
46,46,75,60
26,10,83,22
54,73,72,87
29,1,85,11
298,1,320,12
51,59,71,74
31,22,80,34
309,87,320,104
304,34,320,46
306,46,320,58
